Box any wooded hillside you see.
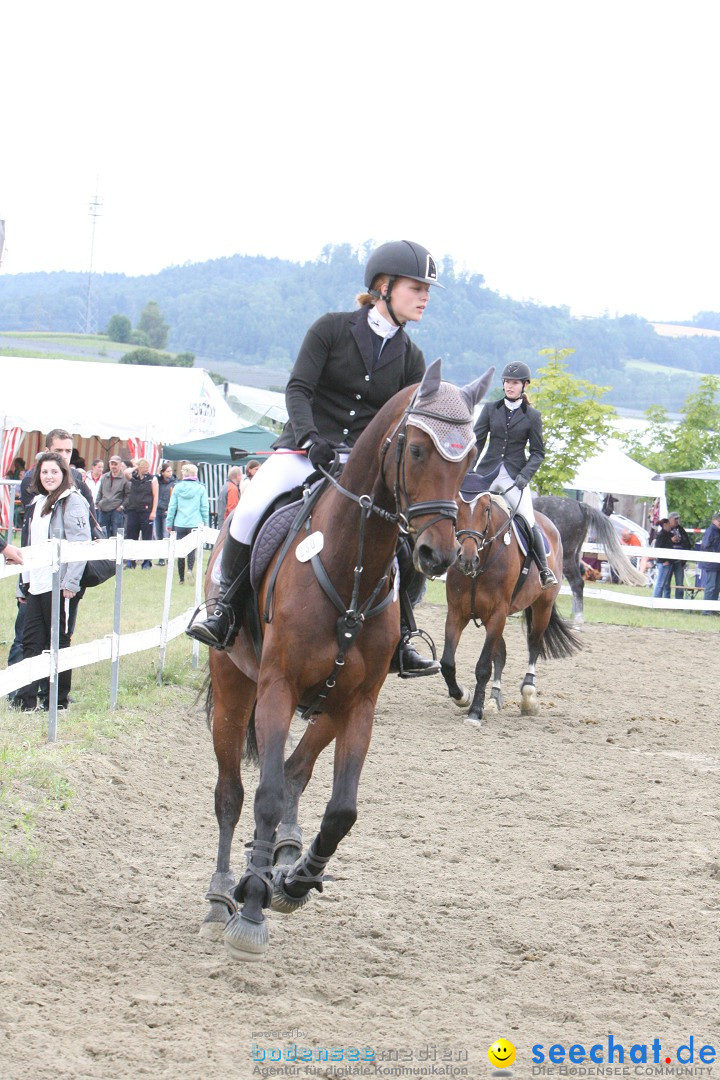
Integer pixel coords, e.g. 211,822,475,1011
3,244,720,410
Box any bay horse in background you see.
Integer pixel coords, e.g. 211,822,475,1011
201,360,494,960
533,495,646,625
441,491,581,727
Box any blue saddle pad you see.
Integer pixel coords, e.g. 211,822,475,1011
249,479,324,591
512,520,550,556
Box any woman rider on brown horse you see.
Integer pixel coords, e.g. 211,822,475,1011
472,361,558,589
187,240,446,675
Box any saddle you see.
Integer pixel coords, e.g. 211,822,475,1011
249,479,325,591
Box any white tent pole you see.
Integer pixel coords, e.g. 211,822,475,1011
110,530,125,710
157,533,176,684
47,541,62,742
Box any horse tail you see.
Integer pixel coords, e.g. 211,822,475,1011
524,604,583,660
582,506,647,586
244,702,259,765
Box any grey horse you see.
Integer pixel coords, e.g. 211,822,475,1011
533,495,646,625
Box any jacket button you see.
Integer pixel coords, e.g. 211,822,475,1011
365,375,370,381
355,394,362,400
343,428,349,436
349,410,356,416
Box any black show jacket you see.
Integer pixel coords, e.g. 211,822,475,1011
274,308,426,450
473,398,546,487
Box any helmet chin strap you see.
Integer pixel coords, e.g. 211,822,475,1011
370,277,405,327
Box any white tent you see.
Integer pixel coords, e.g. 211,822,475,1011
565,440,667,504
0,357,242,527
653,467,720,481
1,357,240,444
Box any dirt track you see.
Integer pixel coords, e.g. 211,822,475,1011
1,606,718,1079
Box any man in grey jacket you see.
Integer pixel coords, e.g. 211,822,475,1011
96,456,130,537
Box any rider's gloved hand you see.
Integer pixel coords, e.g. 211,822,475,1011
308,438,336,469
514,475,528,490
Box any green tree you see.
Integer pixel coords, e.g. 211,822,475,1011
137,300,169,349
623,375,720,525
531,348,617,495
106,314,131,342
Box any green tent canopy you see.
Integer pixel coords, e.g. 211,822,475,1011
162,423,277,465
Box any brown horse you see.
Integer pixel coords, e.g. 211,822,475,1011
201,360,493,960
440,492,581,726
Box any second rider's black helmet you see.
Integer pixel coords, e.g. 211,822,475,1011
501,361,532,382
364,240,445,291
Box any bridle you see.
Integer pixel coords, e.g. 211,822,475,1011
456,491,520,577
319,387,466,540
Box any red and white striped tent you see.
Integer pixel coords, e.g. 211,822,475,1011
0,357,241,528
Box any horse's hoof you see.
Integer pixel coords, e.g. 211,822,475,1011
452,685,471,708
223,912,269,961
464,713,484,728
520,684,540,716
489,690,504,711
270,873,313,915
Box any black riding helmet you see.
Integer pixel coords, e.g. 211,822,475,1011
501,361,532,382
365,240,445,327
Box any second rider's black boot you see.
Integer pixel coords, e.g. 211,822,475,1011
532,524,558,589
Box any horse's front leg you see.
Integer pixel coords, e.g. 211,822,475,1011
441,575,471,707
270,713,337,914
274,701,374,910
223,680,294,961
200,653,255,941
488,634,507,712
466,611,506,727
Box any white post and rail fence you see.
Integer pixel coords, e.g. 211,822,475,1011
1,531,718,742
0,526,219,742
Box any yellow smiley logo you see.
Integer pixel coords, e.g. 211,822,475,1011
488,1039,517,1069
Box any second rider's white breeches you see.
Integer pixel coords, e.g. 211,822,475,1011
489,465,536,526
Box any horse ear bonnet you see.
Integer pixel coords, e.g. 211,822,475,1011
409,359,480,462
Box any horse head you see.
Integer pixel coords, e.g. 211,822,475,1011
455,493,493,576
389,360,494,577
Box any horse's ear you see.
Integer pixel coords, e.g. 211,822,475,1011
460,366,495,410
415,358,442,404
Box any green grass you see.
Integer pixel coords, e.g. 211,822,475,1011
0,331,127,364
423,577,716,631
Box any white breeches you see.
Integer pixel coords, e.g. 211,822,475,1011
489,465,536,527
228,451,315,544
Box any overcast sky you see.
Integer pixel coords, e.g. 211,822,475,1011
2,1,718,321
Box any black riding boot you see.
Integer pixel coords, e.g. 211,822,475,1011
390,538,440,678
531,524,558,589
186,535,252,649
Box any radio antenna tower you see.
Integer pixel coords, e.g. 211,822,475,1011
83,184,102,334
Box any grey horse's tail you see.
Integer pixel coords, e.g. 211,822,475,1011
244,704,259,765
525,605,582,660
582,506,647,586
199,671,259,765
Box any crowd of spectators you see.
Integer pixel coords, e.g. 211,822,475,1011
2,425,263,709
